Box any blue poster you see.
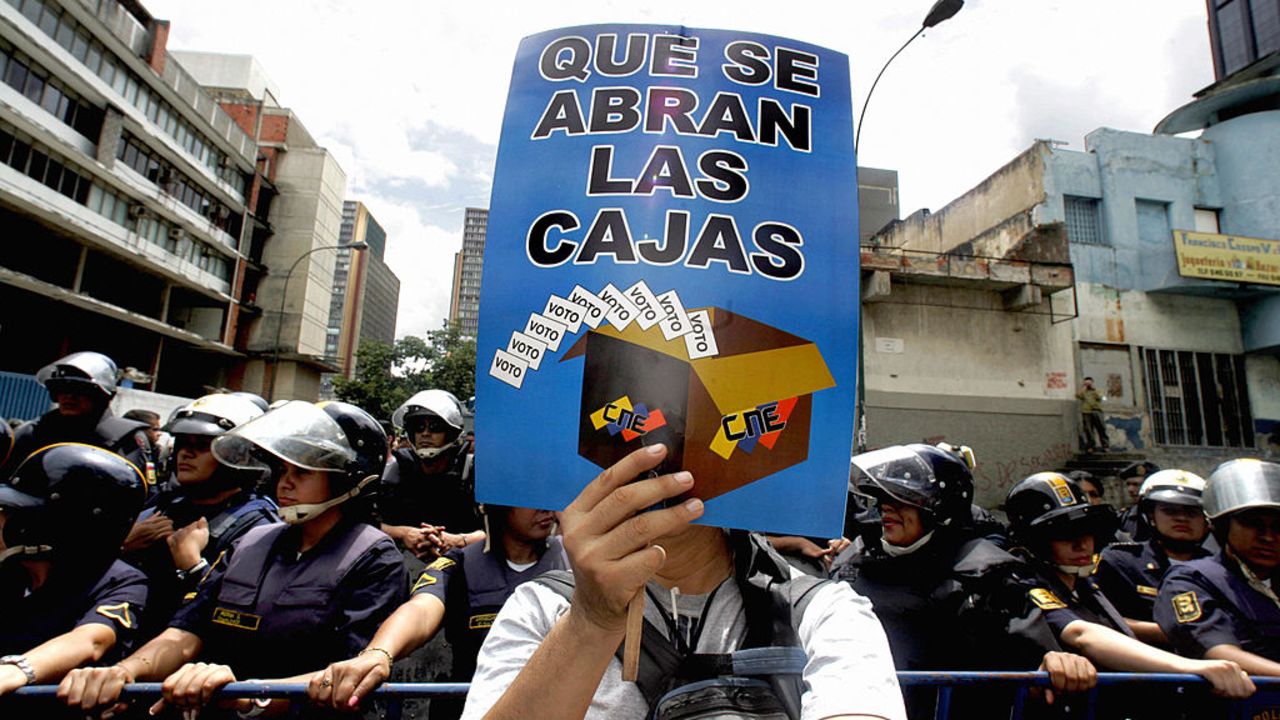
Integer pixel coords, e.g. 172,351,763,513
475,24,859,537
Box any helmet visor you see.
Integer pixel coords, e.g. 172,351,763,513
850,446,937,510
212,401,355,473
1205,460,1280,519
163,394,264,435
392,390,463,431
36,352,117,394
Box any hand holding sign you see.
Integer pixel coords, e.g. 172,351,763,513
558,444,703,635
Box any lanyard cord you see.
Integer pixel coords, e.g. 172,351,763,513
646,581,724,656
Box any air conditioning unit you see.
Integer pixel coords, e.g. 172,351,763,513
168,226,185,240
127,204,147,219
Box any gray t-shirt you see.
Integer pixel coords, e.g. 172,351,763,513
460,567,906,720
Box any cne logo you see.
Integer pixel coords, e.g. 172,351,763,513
709,397,797,460
590,396,667,442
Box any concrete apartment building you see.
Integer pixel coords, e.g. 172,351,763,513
0,0,259,397
172,50,348,401
448,206,486,338
863,1,1280,503
322,200,399,392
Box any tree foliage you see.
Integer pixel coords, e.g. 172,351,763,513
333,324,476,421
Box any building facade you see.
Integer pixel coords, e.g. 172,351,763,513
0,0,259,397
447,206,486,338
321,200,398,394
172,50,349,401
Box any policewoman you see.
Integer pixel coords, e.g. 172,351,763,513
832,445,1094,718
1007,472,1254,704
124,393,278,638
59,400,407,716
1096,469,1211,645
1156,459,1280,675
0,444,148,697
308,505,567,718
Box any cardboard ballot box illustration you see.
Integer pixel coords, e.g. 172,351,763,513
563,307,836,501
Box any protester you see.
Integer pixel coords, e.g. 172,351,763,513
832,444,1098,718
460,444,906,720
1097,470,1211,645
1005,472,1255,702
381,390,482,561
1156,459,1280,674
0,445,148,696
58,401,406,716
1075,377,1109,453
122,393,278,638
2,352,153,479
308,505,567,718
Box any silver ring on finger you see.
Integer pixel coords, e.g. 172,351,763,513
320,677,332,688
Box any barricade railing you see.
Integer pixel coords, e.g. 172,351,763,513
11,672,1280,719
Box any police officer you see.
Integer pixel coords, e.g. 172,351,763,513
124,393,278,638
2,352,154,481
1007,472,1254,701
1096,469,1211,645
0,420,12,471
1117,461,1160,540
381,390,481,559
1156,459,1280,675
59,400,408,716
308,505,567,717
831,445,1095,718
0,444,148,696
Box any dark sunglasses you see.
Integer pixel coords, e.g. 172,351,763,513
407,416,451,434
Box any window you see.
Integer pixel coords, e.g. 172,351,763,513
1142,348,1254,448
1194,208,1221,234
1065,195,1105,245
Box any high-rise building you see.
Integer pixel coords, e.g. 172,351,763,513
448,206,486,338
322,200,399,392
0,0,259,396
172,50,349,401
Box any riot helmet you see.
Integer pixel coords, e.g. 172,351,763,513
228,391,270,413
164,394,266,495
212,401,386,525
850,443,974,527
392,390,465,459
1138,469,1206,510
1203,459,1280,521
0,443,146,564
36,351,119,400
1006,471,1117,548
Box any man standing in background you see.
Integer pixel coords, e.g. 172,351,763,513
1077,377,1109,453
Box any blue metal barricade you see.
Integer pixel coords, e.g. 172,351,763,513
10,673,1280,718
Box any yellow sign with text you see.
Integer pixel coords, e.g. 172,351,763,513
1173,230,1280,286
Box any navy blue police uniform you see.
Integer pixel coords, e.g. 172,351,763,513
0,559,147,663
126,490,278,638
411,536,568,719
170,522,406,679
1155,551,1280,662
1097,540,1211,623
380,444,479,539
5,412,152,481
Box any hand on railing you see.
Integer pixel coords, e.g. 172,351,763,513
1039,652,1097,706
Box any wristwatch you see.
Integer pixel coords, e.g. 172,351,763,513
0,654,36,685
176,557,210,581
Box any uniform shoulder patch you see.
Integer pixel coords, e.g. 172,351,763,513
96,602,134,628
1172,591,1202,623
1029,588,1067,610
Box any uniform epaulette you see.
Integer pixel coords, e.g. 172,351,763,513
1104,542,1144,553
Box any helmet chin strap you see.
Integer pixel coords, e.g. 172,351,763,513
278,474,377,525
414,435,461,460
0,544,53,564
1057,561,1098,578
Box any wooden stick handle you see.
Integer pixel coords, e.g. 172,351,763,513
622,592,644,682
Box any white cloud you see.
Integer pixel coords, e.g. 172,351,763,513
147,0,1219,333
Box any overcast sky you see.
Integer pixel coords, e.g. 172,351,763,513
145,0,1216,339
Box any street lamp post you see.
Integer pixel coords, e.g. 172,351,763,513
854,0,964,452
267,240,369,401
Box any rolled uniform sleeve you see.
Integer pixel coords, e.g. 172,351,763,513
333,538,408,657
410,548,464,602
168,549,231,637
1155,567,1238,658
76,561,149,653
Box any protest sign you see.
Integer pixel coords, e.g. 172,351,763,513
475,24,858,537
